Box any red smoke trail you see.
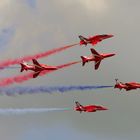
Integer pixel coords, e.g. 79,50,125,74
40,61,81,76
0,61,80,87
0,43,79,68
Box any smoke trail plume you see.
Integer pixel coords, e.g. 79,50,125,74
0,108,70,115
0,85,113,95
39,61,80,76
0,61,80,87
0,66,20,69
0,43,78,68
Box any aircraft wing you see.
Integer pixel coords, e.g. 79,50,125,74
32,59,42,69
95,60,101,70
126,82,140,87
91,36,102,45
90,48,100,58
91,40,99,46
33,71,41,78
125,83,134,86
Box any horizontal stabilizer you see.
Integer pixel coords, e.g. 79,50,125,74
81,56,87,66
20,63,25,72
79,35,88,41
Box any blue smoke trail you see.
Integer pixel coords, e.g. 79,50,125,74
0,108,70,115
0,85,113,95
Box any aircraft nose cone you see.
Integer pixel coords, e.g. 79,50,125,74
106,53,115,58
97,106,108,111
108,34,114,38
103,107,108,110
101,107,108,110
110,53,116,57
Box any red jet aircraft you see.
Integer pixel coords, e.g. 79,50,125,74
20,59,58,78
81,48,115,70
114,79,140,91
79,34,113,46
74,101,108,113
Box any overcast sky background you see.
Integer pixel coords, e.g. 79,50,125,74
0,0,140,140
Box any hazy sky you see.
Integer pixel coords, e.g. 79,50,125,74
0,0,140,140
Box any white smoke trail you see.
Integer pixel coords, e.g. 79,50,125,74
0,108,70,115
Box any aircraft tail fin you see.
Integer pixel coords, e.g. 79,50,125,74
81,56,87,66
75,101,85,111
79,35,88,41
75,101,82,107
115,79,119,84
79,35,88,46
